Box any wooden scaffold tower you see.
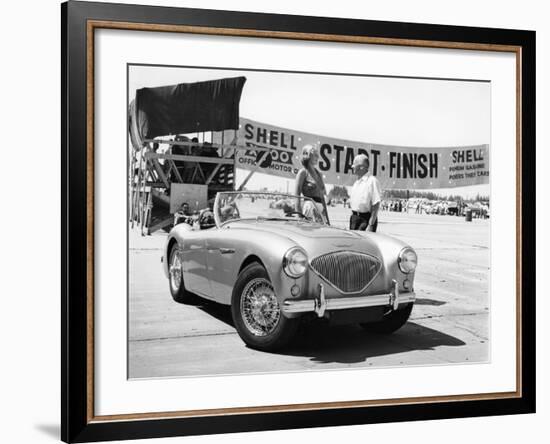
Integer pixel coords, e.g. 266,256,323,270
128,76,249,235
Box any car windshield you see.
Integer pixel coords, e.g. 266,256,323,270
214,192,326,226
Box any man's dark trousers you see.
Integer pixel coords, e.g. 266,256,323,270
349,211,378,232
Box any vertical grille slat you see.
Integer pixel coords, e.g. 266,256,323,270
310,252,381,293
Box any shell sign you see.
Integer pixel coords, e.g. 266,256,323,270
235,117,489,189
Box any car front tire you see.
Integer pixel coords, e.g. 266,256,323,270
231,262,299,352
360,303,413,334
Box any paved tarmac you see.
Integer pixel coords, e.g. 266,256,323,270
128,208,490,378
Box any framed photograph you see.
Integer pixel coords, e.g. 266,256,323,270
62,1,535,442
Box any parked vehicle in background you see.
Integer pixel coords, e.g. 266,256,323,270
446,201,459,216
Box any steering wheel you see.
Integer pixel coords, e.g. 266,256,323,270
284,210,307,219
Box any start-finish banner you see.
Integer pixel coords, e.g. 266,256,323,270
234,117,489,189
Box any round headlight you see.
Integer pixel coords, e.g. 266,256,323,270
283,248,308,278
398,247,417,274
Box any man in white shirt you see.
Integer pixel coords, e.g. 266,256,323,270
349,154,382,232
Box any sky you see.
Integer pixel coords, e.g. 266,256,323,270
129,64,491,198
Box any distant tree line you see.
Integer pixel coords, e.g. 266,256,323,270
328,186,350,201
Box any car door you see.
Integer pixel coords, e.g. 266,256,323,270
182,232,212,298
205,229,238,305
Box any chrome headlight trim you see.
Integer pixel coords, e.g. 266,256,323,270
283,247,308,278
398,247,418,274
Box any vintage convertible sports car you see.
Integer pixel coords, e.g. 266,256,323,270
162,191,418,351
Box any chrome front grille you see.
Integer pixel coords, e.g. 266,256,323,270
310,252,381,293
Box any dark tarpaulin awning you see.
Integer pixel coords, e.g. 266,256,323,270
129,76,246,149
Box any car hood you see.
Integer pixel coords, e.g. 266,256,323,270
225,220,395,259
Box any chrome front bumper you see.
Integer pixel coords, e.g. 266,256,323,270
282,279,415,317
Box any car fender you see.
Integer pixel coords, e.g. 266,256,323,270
353,231,417,291
207,227,304,305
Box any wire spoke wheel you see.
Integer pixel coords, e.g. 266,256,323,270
232,262,299,351
167,244,195,304
240,278,281,337
169,248,183,292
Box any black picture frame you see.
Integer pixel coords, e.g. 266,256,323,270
62,1,536,442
